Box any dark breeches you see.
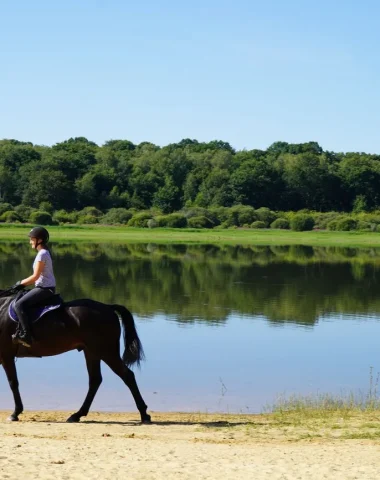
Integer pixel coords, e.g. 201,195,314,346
14,288,54,326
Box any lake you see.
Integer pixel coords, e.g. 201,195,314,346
1,242,380,414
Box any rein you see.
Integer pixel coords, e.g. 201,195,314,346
0,288,17,299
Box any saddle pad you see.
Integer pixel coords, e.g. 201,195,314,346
8,299,62,324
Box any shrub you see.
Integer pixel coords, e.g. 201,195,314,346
127,212,154,227
100,208,133,225
251,220,266,229
183,207,209,219
183,207,219,226
187,215,214,229
147,218,157,228
313,212,340,230
155,213,187,228
335,218,357,231
53,209,78,224
357,220,372,231
39,202,54,214
208,206,229,224
290,214,315,231
255,207,277,226
0,203,14,216
224,205,257,227
326,220,338,231
15,205,34,222
270,218,290,229
29,211,53,225
78,214,98,224
78,206,103,218
0,211,21,223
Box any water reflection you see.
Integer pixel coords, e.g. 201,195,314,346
2,242,380,413
1,242,380,327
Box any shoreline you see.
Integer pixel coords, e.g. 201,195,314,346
1,410,380,479
1,224,380,247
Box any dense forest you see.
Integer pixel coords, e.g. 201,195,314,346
0,137,380,229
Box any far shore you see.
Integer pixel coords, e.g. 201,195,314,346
1,224,380,247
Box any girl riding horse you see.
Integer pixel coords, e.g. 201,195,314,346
12,226,56,348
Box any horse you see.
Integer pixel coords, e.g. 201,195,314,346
0,289,151,424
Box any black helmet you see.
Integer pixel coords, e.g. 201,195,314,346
28,226,49,245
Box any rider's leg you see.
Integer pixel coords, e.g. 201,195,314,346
13,288,54,347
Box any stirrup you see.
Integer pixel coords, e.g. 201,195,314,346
12,333,32,348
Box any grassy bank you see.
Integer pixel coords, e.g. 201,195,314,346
1,409,380,443
1,224,380,247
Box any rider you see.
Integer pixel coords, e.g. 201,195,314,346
11,226,56,348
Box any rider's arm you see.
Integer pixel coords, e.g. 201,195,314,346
20,261,45,286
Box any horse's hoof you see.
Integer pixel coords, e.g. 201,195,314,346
141,415,152,424
7,415,19,422
66,415,80,423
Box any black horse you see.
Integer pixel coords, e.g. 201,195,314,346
0,289,151,423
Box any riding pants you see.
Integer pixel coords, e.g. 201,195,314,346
14,287,55,333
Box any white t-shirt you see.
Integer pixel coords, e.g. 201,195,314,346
33,249,56,288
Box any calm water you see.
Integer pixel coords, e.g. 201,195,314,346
1,242,380,413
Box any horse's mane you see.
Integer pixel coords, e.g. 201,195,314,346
0,289,16,299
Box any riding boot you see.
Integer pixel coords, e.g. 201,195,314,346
12,312,33,348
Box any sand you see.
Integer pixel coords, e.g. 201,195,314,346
0,411,380,479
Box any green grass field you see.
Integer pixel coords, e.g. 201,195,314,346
1,224,380,247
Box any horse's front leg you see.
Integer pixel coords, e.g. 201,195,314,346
2,356,24,421
66,350,102,423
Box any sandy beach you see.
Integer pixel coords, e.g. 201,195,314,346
0,411,380,479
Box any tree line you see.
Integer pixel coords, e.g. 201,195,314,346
1,137,379,215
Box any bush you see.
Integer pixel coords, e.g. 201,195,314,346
15,205,34,222
270,218,290,229
147,218,157,228
127,212,154,228
357,220,372,231
255,207,277,227
187,215,214,229
78,215,98,224
224,205,257,227
313,212,340,230
0,203,14,216
39,202,54,214
78,206,103,218
208,206,229,224
250,220,266,229
53,210,79,224
183,207,209,219
155,213,187,228
290,214,315,231
183,207,219,227
29,211,53,225
100,208,133,225
0,211,21,223
335,218,357,231
326,220,338,231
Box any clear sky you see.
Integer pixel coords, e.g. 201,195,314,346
1,0,379,153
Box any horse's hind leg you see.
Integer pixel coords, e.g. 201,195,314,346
2,356,24,421
102,353,151,424
66,350,102,423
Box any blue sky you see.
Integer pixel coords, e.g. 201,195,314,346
1,0,379,152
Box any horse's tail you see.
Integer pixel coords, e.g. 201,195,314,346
111,304,145,368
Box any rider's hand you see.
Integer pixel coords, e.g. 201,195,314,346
12,281,25,292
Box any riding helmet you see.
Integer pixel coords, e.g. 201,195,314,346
28,226,50,244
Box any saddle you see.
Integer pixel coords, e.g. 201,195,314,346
8,291,63,324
